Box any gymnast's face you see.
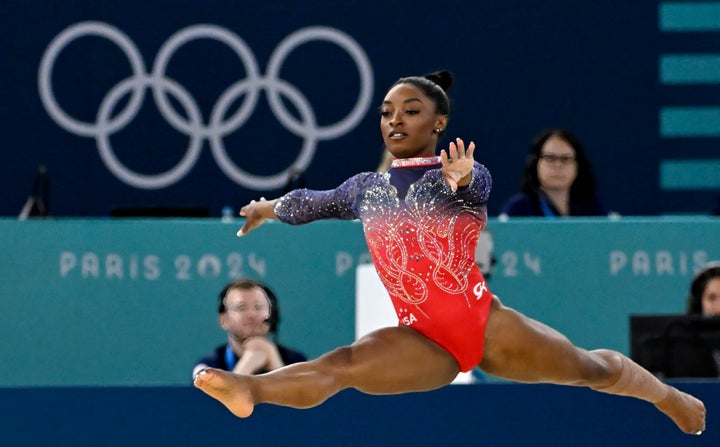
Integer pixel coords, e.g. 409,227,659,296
219,287,272,340
701,277,720,317
380,83,446,159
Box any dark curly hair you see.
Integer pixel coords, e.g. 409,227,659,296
391,70,453,137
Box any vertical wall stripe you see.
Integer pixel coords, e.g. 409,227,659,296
659,3,720,192
660,106,720,136
660,54,720,83
660,159,720,189
660,2,720,31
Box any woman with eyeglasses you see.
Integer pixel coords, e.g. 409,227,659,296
194,71,704,435
499,128,609,218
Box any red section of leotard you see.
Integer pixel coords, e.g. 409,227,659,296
363,203,492,372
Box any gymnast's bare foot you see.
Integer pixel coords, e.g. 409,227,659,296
194,368,255,418
654,387,706,435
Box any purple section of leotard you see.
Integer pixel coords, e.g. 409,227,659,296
273,162,492,225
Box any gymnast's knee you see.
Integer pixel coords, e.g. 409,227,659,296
591,349,635,394
589,349,630,390
589,349,668,403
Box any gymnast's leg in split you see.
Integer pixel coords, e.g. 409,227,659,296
194,325,460,418
478,295,706,435
194,295,706,435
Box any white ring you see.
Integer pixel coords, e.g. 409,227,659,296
38,22,374,190
38,21,147,137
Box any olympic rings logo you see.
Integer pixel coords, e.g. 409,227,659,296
38,21,374,190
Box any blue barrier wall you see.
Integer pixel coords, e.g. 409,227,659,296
0,382,717,447
2,0,720,217
1,217,718,387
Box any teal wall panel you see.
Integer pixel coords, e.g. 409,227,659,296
1,217,718,386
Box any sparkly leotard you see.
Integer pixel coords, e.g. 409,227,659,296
274,157,494,372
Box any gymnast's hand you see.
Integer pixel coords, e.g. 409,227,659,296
440,138,475,192
237,197,278,237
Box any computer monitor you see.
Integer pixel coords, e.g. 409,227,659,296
630,314,720,379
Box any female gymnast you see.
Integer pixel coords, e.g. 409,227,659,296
194,70,706,435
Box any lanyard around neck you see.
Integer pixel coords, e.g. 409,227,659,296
224,344,238,370
538,194,557,219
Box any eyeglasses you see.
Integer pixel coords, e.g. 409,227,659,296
226,304,270,313
539,153,576,165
